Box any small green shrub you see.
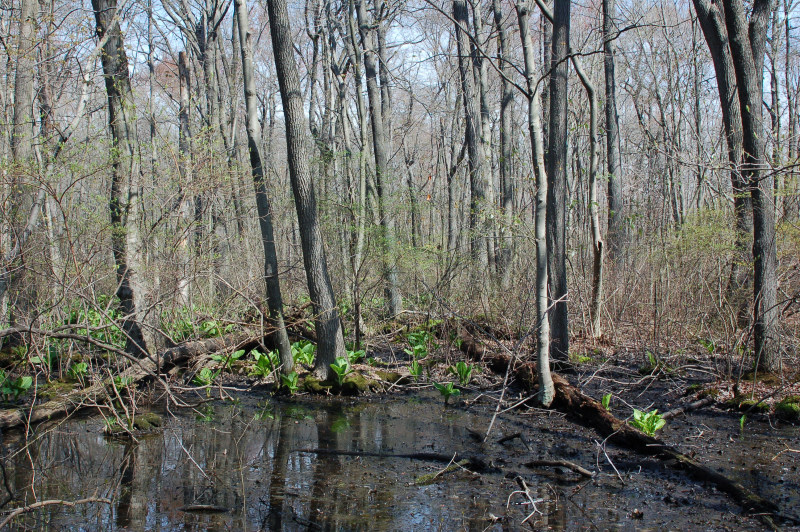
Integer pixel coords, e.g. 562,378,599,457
330,357,353,386
448,361,474,386
280,371,300,394
433,382,460,405
602,393,612,411
68,362,89,382
629,408,666,436
0,370,32,401
292,340,316,366
211,349,246,371
250,350,279,378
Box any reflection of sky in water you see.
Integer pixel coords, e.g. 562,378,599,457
1,396,500,530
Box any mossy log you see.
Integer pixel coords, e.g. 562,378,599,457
0,332,257,430
457,330,783,522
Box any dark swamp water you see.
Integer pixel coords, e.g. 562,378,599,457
1,388,798,531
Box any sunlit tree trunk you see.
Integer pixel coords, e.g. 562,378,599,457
93,0,154,357
355,0,402,316
546,0,570,361
234,0,293,373
517,0,553,407
267,0,347,378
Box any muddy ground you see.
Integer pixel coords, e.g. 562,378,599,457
1,343,798,531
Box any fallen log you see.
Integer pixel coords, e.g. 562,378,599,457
457,330,785,524
0,332,258,431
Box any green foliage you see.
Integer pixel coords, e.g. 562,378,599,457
448,361,474,386
433,382,460,405
699,338,716,356
330,356,353,386
0,370,32,400
196,405,215,422
409,359,422,381
776,396,800,420
68,299,125,349
347,348,365,365
404,331,435,360
602,393,612,411
254,401,275,421
569,352,592,364
199,320,235,338
280,371,300,394
250,350,279,378
292,340,316,366
739,414,746,431
211,349,246,371
68,362,89,382
112,376,133,392
629,408,666,436
192,367,220,396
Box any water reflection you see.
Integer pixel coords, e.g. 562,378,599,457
0,396,500,530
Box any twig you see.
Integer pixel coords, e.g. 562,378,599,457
0,497,111,528
525,459,595,478
595,438,624,484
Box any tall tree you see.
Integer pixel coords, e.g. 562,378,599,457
692,0,752,310
724,0,780,372
11,0,36,163
493,0,515,286
453,0,489,270
355,0,402,316
517,0,554,406
234,0,293,373
267,0,347,378
603,0,623,260
93,0,153,357
545,0,570,361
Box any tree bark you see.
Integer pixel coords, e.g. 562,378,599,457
267,0,347,379
355,0,402,316
93,0,153,357
723,0,780,372
571,56,603,339
691,0,752,318
234,0,293,374
11,0,36,163
603,0,623,260
517,0,553,407
493,0,515,287
546,0,570,361
453,0,489,271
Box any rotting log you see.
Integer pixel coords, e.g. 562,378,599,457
457,330,784,523
0,332,258,430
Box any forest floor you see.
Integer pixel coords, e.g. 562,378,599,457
1,317,799,529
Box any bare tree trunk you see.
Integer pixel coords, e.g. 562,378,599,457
11,0,36,163
785,0,797,219
453,0,489,271
723,0,780,372
93,0,153,357
692,0,752,318
234,0,293,373
355,0,402,316
493,0,515,288
603,0,623,260
571,57,603,339
267,0,346,379
177,51,193,305
546,0,570,361
517,0,553,407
